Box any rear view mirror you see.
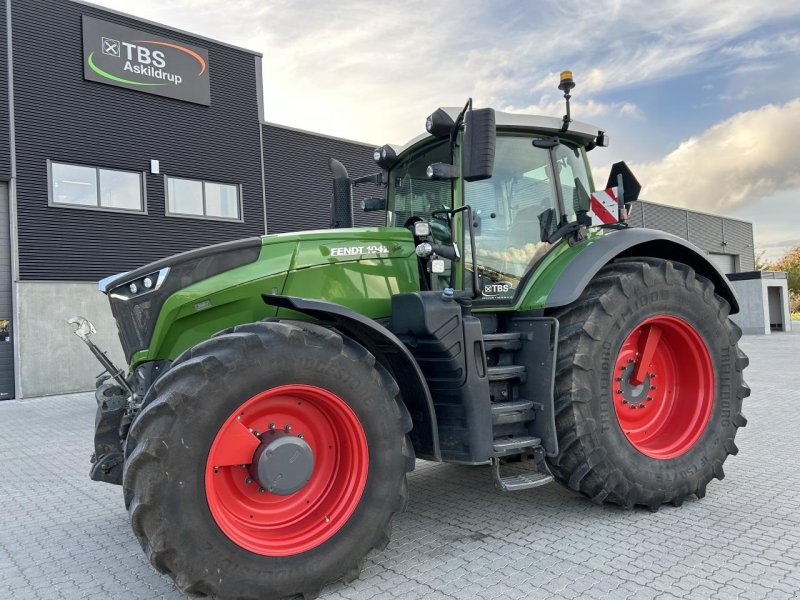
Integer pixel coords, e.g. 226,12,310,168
462,108,496,182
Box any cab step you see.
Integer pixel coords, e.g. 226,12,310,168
492,435,541,455
491,399,535,425
483,332,522,353
487,364,526,382
491,457,554,492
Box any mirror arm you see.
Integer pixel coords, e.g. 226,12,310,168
447,204,481,299
352,171,385,186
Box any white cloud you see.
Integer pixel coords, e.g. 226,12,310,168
628,98,800,213
90,0,800,144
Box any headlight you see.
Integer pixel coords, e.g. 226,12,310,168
110,268,169,301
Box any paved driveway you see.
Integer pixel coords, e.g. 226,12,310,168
1,328,799,599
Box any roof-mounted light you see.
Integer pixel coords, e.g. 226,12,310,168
372,144,397,170
425,108,455,138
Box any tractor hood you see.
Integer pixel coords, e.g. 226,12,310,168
101,227,416,364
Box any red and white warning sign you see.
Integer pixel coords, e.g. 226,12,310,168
589,187,623,225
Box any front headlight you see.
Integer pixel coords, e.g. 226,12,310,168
109,268,170,301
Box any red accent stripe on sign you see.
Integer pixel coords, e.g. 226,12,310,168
591,196,617,224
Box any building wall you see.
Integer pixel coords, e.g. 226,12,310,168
729,278,791,335
16,281,124,397
0,3,10,181
10,0,264,281
628,201,755,272
263,124,383,233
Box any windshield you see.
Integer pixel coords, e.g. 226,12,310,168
387,141,452,230
465,135,591,301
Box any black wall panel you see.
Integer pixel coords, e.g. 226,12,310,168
12,0,264,280
263,124,382,234
0,4,10,180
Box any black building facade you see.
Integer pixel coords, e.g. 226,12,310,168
0,0,757,399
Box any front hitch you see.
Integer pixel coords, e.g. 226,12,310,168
68,316,132,485
68,316,133,398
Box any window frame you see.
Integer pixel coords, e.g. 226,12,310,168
164,175,243,222
47,160,147,214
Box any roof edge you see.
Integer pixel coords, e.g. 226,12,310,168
65,0,263,56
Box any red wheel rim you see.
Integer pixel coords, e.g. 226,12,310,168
205,384,369,556
612,315,714,459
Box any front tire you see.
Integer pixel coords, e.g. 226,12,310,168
123,320,413,599
547,258,750,509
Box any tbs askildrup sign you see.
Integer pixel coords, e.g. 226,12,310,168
82,16,211,106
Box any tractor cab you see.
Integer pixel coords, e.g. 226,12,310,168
382,115,601,302
358,72,634,305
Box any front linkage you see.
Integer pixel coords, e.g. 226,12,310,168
69,316,148,485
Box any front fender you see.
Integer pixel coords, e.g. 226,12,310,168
262,294,441,461
542,228,740,313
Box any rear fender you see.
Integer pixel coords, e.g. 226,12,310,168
544,228,740,314
262,295,441,461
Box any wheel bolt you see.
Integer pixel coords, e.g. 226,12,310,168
284,424,292,433
629,405,636,410
647,396,653,401
616,389,623,394
213,467,219,473
297,433,304,439
627,359,634,364
638,403,645,408
258,487,265,493
615,377,622,382
268,422,276,430
622,400,628,404
650,386,656,391
245,477,253,484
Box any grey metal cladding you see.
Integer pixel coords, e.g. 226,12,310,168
625,202,644,228
640,202,688,238
263,124,383,233
0,5,10,180
723,219,755,270
688,211,724,252
11,0,263,281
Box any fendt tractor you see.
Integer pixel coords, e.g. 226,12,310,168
71,72,749,600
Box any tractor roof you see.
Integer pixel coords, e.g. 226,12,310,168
394,107,605,156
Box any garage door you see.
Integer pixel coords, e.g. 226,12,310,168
0,183,13,399
708,252,736,274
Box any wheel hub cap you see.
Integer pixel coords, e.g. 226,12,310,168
251,434,314,495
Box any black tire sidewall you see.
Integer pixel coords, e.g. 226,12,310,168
588,271,738,489
128,327,405,596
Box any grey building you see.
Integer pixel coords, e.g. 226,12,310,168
0,0,379,399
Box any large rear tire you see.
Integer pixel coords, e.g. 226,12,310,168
122,320,414,599
547,258,750,509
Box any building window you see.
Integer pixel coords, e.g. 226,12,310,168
50,162,145,212
166,176,241,221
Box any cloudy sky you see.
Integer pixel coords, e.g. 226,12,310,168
95,0,800,262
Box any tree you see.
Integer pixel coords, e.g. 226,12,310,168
768,245,800,314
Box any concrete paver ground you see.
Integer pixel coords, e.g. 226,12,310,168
1,327,799,599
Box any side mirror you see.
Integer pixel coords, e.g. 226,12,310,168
329,158,353,228
361,197,386,212
605,161,641,204
462,108,496,182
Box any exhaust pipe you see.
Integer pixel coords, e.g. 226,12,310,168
329,158,353,228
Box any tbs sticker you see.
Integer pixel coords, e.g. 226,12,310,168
483,282,514,297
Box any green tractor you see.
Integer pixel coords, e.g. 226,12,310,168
72,73,749,599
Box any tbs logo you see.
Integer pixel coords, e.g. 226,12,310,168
483,282,513,296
